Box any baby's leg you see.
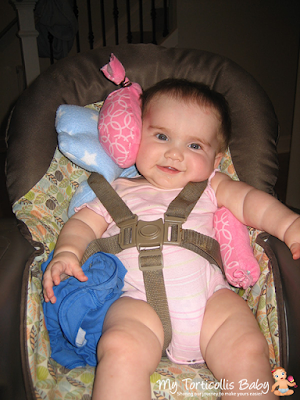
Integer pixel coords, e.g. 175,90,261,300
200,288,276,399
92,297,164,400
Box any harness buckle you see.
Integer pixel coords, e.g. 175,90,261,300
136,219,164,250
119,216,184,271
136,219,164,271
164,215,185,246
118,215,138,249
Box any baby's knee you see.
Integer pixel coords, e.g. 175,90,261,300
97,323,162,370
98,328,135,360
234,329,269,362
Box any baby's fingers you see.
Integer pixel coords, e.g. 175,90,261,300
42,256,88,304
43,271,57,304
72,264,88,283
42,261,66,303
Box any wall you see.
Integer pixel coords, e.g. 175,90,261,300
177,0,300,153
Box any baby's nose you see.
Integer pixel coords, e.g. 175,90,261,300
165,146,184,161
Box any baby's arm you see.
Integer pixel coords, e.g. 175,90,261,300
212,172,300,260
42,207,108,303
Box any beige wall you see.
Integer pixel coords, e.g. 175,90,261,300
177,0,300,152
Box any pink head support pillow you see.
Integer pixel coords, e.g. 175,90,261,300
98,54,142,168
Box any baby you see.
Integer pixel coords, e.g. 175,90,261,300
271,367,296,396
43,79,300,400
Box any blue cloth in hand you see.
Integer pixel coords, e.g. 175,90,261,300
42,251,127,368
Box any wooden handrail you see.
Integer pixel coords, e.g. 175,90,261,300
11,0,176,87
0,17,18,40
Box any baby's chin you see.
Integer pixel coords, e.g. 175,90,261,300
140,168,207,190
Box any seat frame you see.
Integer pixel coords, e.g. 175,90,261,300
2,44,300,400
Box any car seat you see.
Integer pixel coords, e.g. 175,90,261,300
2,43,300,400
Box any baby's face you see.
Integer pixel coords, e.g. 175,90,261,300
136,95,223,189
273,369,286,381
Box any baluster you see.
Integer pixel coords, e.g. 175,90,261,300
163,0,169,37
139,0,143,43
151,0,157,44
11,0,40,86
48,32,54,64
87,0,94,49
100,0,106,46
126,0,132,43
113,0,119,45
73,0,80,52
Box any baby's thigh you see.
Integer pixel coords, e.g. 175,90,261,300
98,297,164,366
200,289,265,362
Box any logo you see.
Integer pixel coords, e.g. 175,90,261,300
271,367,297,396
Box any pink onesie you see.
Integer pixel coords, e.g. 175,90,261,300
78,172,230,364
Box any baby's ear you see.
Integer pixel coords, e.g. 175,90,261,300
214,152,223,168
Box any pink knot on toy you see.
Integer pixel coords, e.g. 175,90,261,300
98,54,142,168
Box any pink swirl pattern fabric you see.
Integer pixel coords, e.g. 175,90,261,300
214,207,260,289
98,54,142,168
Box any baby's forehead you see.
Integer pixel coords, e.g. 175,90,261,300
273,368,285,374
145,93,220,115
143,94,222,133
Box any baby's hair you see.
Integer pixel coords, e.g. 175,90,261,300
141,78,231,153
272,367,286,375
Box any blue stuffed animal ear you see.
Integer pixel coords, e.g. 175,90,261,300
56,104,124,180
55,104,138,217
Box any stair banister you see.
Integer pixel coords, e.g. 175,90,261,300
11,0,40,87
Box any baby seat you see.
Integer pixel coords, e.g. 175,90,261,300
3,44,300,400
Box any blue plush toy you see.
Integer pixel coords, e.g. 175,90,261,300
56,104,138,217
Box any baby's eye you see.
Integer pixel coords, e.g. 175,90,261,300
189,143,201,150
156,133,168,141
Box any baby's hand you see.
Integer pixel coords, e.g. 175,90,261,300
284,216,300,260
42,251,88,304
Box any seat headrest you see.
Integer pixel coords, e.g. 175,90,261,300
6,44,278,204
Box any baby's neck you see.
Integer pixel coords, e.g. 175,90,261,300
125,175,185,191
130,175,148,183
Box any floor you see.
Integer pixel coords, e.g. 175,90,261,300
0,145,292,219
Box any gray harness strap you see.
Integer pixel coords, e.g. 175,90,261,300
81,173,222,354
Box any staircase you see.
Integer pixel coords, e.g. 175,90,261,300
7,0,178,87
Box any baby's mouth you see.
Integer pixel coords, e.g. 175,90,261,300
157,165,180,174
